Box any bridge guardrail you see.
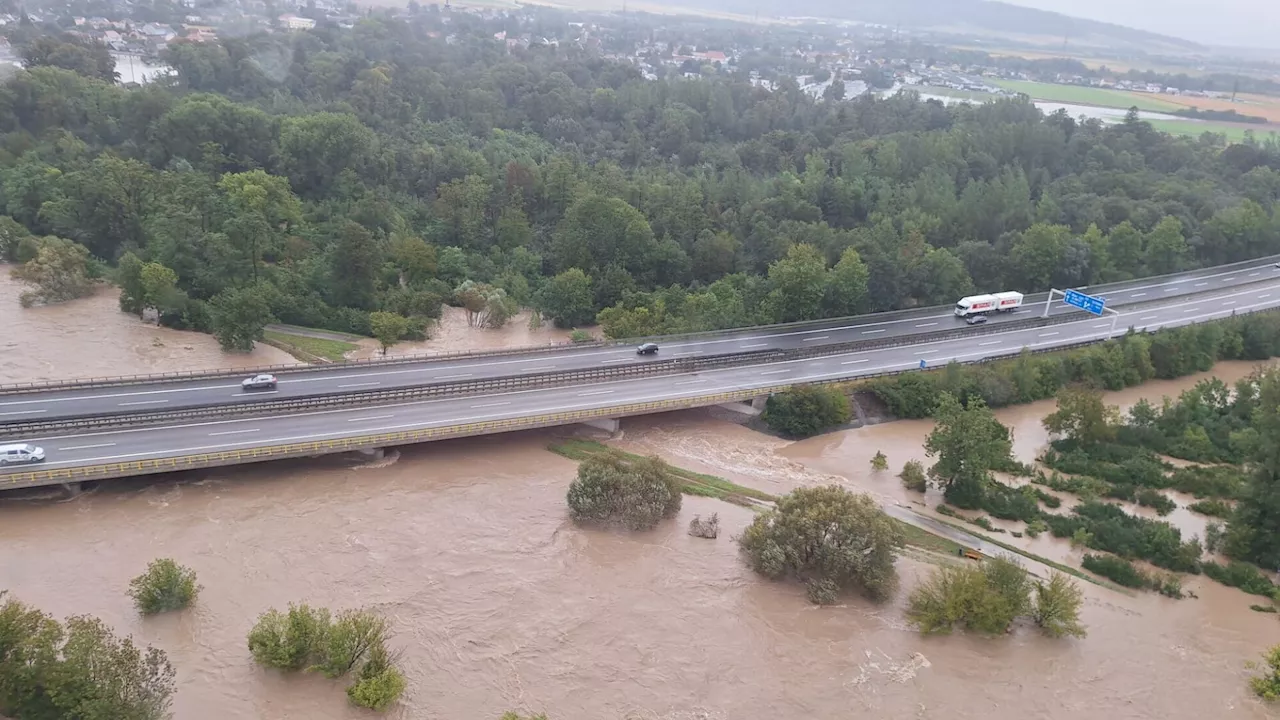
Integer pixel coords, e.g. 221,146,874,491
0,308,1091,436
3,254,1276,396
1,302,1274,492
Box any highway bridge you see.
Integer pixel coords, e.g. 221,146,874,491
2,257,1280,492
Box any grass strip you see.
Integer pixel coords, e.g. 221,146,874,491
922,512,1127,592
549,439,965,556
263,330,359,363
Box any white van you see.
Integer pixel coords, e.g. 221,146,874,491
0,443,46,465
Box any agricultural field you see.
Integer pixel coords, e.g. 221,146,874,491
991,79,1185,112
1143,119,1280,143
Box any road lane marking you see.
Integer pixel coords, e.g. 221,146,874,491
528,366,557,372
913,350,934,355
208,429,260,436
1184,307,1199,313
760,369,789,375
118,400,169,406
235,391,278,397
915,323,937,328
1195,282,1208,287
1223,277,1235,281
434,373,474,379
675,379,707,385
802,336,829,342
1223,301,1237,306
470,402,510,408
672,351,704,357
0,409,45,416
1164,287,1178,292
740,343,768,348
58,443,116,451
1093,323,1110,328
1251,272,1261,277
338,382,380,388
600,359,629,364
1130,292,1146,297
861,329,886,334
1038,332,1059,338
346,414,395,422
979,340,1002,346
842,359,869,365
1141,315,1157,320
577,390,614,396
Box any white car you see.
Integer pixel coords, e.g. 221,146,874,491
0,443,45,465
241,373,278,391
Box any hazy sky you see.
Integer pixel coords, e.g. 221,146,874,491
1008,0,1279,48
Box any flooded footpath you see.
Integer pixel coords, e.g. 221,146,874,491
1,274,1280,718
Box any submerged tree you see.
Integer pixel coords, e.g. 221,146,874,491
925,393,1014,508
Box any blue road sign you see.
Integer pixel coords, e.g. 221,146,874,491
919,359,927,369
1063,289,1106,316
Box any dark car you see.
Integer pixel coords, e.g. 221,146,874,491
241,373,279,391
636,342,660,355
965,314,988,326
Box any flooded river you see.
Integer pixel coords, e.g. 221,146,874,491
2,276,1280,718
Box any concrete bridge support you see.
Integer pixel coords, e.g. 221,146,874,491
60,481,82,498
717,395,768,417
354,447,386,461
579,417,621,434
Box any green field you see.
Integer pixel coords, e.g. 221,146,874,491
263,330,359,363
1144,119,1279,143
991,79,1184,112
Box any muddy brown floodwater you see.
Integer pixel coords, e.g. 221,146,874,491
0,270,294,382
3,271,1280,718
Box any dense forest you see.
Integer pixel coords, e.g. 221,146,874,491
4,9,1280,349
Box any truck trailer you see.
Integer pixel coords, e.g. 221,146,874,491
954,291,1023,317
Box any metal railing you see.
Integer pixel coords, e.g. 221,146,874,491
3,254,1276,396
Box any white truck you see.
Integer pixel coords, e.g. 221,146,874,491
954,291,1024,318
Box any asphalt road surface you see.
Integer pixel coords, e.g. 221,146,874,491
3,256,1279,422
4,280,1276,477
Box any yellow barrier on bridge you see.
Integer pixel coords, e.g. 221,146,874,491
0,383,801,490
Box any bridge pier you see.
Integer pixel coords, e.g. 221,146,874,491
579,417,620,434
354,447,386,461
717,395,768,417
60,481,82,498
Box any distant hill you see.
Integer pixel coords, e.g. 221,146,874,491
675,0,1203,52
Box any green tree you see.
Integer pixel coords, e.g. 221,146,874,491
435,174,491,250
823,246,870,317
1107,221,1144,278
1144,215,1190,275
1042,386,1120,446
871,451,889,471
369,311,410,355
389,233,437,286
0,592,176,720
1031,572,1087,638
906,556,1031,635
552,194,655,276
128,558,201,615
247,604,332,671
139,262,182,316
565,451,683,531
117,251,146,315
739,485,904,603
761,385,853,439
330,221,381,310
9,237,96,307
535,268,594,328
218,170,302,284
925,393,1014,509
1249,645,1280,701
1009,223,1071,290
763,244,827,323
901,460,928,492
209,286,272,352
1228,369,1280,568
345,643,406,710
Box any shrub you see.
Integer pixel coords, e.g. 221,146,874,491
565,451,682,530
502,714,551,720
906,557,1031,635
1204,521,1226,554
1135,488,1176,516
247,604,331,671
739,485,903,603
935,504,959,518
1252,605,1278,614
1189,499,1233,518
806,578,840,605
1046,500,1202,573
127,558,201,615
871,451,888,471
1031,572,1088,639
1033,488,1062,509
1202,560,1277,597
688,513,719,539
761,385,853,439
316,609,392,678
1024,518,1049,538
1081,553,1149,589
346,643,406,711
1249,645,1280,700
900,460,928,492
569,329,593,343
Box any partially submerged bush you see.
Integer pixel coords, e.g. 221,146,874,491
346,643,407,711
900,460,928,492
566,451,682,530
688,513,719,539
906,557,1030,635
128,558,201,615
761,385,852,439
1031,573,1087,638
871,451,888,471
1249,645,1280,700
739,485,903,603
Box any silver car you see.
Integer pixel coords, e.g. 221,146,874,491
241,373,279,391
